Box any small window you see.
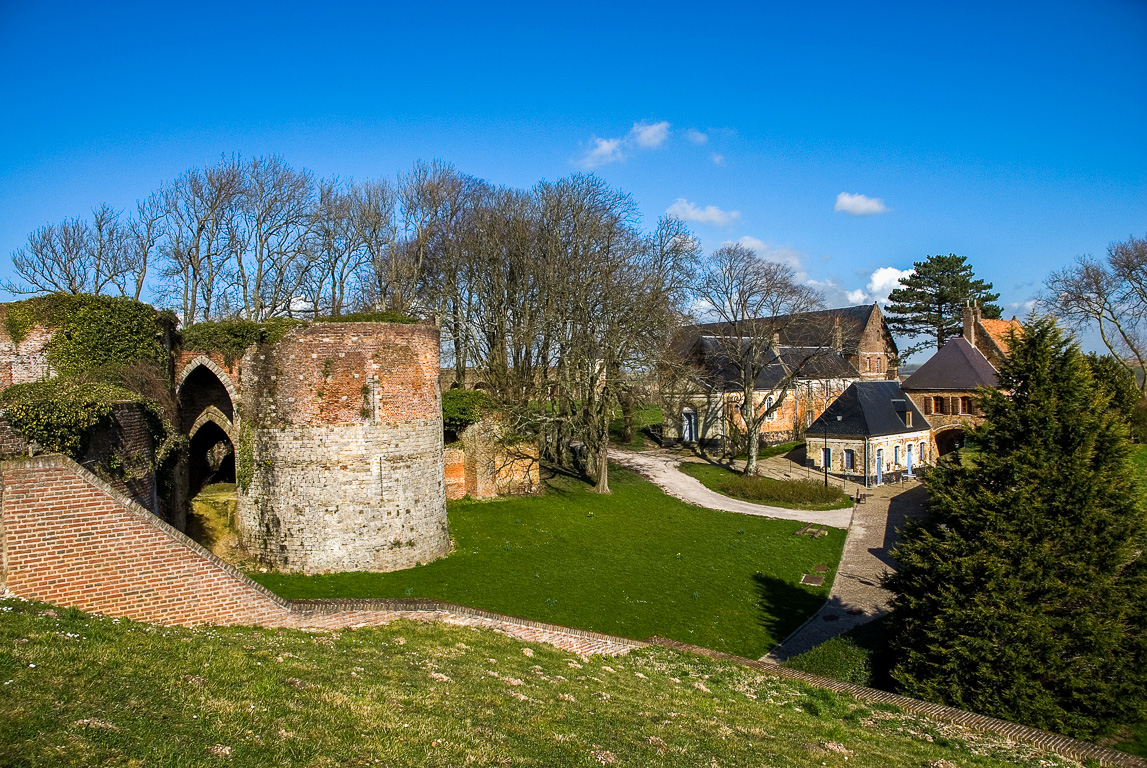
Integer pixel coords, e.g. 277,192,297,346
822,447,832,468
923,398,932,415
894,445,900,465
961,396,972,415
764,396,776,422
876,357,883,373
919,441,926,462
844,449,855,469
933,396,945,415
905,411,913,427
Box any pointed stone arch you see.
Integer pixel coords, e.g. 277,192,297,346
189,406,235,443
177,356,239,427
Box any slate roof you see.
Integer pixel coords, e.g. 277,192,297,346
901,337,998,391
692,336,859,392
809,381,930,438
689,304,880,356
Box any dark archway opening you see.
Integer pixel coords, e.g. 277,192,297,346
189,421,235,497
935,428,965,456
179,365,234,427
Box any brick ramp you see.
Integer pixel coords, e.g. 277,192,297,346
648,637,1147,768
0,455,637,656
2,455,1141,767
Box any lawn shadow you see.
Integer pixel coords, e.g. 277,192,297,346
753,572,829,646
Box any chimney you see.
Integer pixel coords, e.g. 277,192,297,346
962,300,976,347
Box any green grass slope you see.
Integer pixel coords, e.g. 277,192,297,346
0,598,1083,768
252,466,845,658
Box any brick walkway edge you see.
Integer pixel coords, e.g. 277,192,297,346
647,637,1146,768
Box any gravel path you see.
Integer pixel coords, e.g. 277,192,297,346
764,481,928,662
608,448,853,528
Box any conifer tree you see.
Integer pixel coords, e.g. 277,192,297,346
885,254,1001,359
885,316,1147,739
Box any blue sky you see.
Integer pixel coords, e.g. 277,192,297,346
1,0,1144,353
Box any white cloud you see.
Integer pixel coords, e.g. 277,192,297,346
834,192,890,216
630,120,670,148
866,266,913,304
710,153,726,166
846,289,869,304
579,137,626,168
685,129,708,145
1009,299,1035,314
667,198,741,226
576,120,673,167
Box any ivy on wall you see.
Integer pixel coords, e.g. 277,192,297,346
0,379,179,460
1,294,172,380
180,318,301,366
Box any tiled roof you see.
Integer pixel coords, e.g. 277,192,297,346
901,337,999,391
979,317,1022,353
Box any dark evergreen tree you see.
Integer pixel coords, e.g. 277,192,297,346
885,254,1001,359
1087,352,1147,443
885,316,1147,739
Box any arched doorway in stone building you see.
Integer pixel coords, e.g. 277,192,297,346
177,357,241,559
934,426,966,456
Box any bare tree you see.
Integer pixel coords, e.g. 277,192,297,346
350,179,400,311
1043,234,1147,394
695,243,824,476
227,156,315,320
116,193,168,300
159,156,243,324
5,203,151,298
302,177,366,317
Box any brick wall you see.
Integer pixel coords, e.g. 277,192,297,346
235,322,449,574
0,325,53,390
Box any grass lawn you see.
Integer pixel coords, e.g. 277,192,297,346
0,598,1085,768
609,404,662,449
785,615,895,689
251,466,845,659
677,461,854,511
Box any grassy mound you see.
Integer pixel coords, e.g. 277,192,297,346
0,598,1082,768
252,466,845,658
678,462,854,511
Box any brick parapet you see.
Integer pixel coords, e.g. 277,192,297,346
647,637,1146,768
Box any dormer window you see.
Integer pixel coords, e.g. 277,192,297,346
905,411,912,427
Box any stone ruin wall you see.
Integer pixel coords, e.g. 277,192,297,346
443,417,540,501
231,322,449,574
0,324,53,389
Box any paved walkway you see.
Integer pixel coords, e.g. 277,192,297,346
607,447,927,663
765,480,928,662
608,448,854,528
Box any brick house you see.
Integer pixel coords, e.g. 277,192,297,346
664,304,899,451
808,380,932,486
901,303,1022,456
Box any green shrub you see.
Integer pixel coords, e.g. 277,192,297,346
180,318,301,365
720,474,845,506
785,615,894,688
442,389,492,435
1,294,170,379
0,378,170,459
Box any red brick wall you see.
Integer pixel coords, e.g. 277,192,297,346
0,455,292,627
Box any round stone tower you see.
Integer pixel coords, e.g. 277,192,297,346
234,321,448,574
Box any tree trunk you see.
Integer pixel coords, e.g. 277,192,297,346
743,387,760,476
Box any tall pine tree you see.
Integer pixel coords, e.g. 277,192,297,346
885,316,1147,739
885,254,1001,359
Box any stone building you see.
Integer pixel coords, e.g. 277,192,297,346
664,304,899,451
175,321,450,575
808,380,932,486
901,303,1022,456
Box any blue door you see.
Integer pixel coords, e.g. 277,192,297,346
907,444,914,476
875,448,883,485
